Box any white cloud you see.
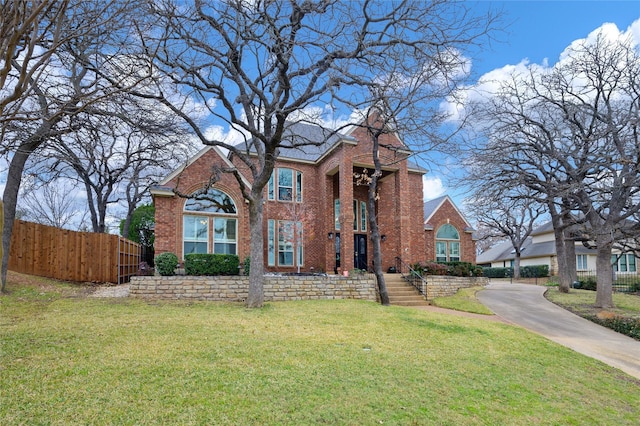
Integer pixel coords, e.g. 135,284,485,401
423,176,446,201
444,18,640,123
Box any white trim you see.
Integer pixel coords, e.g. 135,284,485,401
424,195,473,229
159,145,252,189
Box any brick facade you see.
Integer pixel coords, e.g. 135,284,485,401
424,197,477,264
152,121,476,274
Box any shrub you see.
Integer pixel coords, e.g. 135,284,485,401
411,261,483,277
588,314,640,340
243,256,251,276
184,254,240,276
155,252,178,276
521,265,549,278
483,267,513,278
578,277,597,291
412,262,447,276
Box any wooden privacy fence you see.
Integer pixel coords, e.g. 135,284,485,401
9,220,141,284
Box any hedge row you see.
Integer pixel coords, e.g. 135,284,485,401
411,261,483,277
185,254,240,276
153,253,240,276
482,265,549,278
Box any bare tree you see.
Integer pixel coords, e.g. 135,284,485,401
466,189,545,279
18,179,83,229
0,0,154,292
142,0,497,307
463,31,640,307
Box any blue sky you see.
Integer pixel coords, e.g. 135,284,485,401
422,0,640,202
472,1,640,76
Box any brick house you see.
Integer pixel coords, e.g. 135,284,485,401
151,120,476,273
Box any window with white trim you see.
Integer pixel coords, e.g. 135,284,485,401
276,220,303,267
183,188,237,257
612,254,637,273
576,254,588,271
268,168,303,202
435,224,460,262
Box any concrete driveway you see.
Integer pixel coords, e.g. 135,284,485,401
477,282,640,380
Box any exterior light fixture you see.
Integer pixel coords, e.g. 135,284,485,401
381,234,387,242
328,232,334,240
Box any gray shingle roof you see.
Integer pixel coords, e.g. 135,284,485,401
423,195,447,220
477,234,597,264
236,121,355,162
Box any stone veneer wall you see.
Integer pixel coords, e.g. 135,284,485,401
129,275,377,302
426,276,489,300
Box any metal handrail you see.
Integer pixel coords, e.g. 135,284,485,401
395,256,428,297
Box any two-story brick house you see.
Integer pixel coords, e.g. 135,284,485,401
151,120,476,273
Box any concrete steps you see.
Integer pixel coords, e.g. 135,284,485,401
383,273,429,307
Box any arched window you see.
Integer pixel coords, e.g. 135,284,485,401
435,224,460,262
183,188,237,256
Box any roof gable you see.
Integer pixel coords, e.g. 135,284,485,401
423,195,473,231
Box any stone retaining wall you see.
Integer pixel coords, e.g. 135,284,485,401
426,276,489,300
129,274,377,302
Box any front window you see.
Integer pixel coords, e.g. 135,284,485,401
183,216,208,254
183,188,237,257
435,224,460,262
612,254,637,273
214,218,237,254
576,254,588,271
277,220,303,267
334,199,341,230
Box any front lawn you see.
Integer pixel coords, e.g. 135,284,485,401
545,288,640,340
2,274,639,425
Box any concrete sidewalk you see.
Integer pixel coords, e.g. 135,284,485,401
477,282,640,380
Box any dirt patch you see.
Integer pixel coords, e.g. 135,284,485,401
5,271,117,298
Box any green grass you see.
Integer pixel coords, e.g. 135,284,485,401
2,277,640,425
545,288,640,316
431,286,494,315
545,288,640,339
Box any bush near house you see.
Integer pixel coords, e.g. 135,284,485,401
521,265,549,278
155,252,179,276
412,261,483,277
184,254,240,276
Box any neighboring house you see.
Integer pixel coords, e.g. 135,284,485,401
152,118,476,274
477,221,638,274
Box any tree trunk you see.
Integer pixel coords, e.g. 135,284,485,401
368,175,388,305
564,229,577,283
368,132,388,305
2,138,45,291
550,214,571,293
513,252,521,279
594,239,614,309
246,192,265,308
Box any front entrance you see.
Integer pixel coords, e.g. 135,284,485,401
354,234,368,271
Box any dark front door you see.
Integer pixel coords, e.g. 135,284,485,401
354,234,368,271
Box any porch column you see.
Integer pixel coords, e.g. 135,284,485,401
395,164,412,263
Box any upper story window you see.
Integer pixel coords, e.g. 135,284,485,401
268,168,303,202
435,223,460,262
